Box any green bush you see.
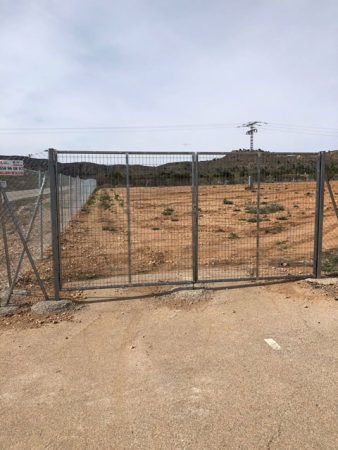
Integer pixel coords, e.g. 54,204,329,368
228,232,239,240
322,250,338,273
99,192,113,210
245,203,284,214
163,207,174,216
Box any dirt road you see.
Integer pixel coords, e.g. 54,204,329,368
1,281,337,449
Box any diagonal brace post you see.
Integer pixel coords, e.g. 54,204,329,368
326,178,338,220
0,193,12,287
0,184,49,303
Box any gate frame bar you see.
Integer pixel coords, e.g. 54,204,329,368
48,148,61,300
313,151,325,278
192,153,199,284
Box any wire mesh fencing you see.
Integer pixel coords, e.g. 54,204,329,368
1,149,336,300
50,149,327,292
322,150,338,275
55,152,193,289
0,154,96,303
0,161,50,301
258,152,318,278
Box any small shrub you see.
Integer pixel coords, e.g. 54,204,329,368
99,192,113,210
223,198,233,205
305,192,312,196
114,192,124,207
277,216,288,221
102,224,117,233
86,193,96,207
233,208,241,212
245,203,285,215
264,225,284,234
276,240,288,250
293,204,299,208
322,250,338,273
163,207,174,216
152,227,160,231
246,217,264,223
228,232,239,240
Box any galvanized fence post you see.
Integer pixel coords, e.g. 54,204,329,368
48,149,61,300
0,191,12,287
69,175,73,219
38,170,44,259
255,152,261,279
59,174,64,232
192,153,199,283
126,153,132,284
313,151,325,278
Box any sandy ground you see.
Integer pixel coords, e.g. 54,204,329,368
59,181,338,288
1,280,337,449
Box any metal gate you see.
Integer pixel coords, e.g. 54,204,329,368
48,149,332,297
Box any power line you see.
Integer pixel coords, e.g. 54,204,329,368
0,123,240,132
268,122,338,132
0,120,338,138
237,121,267,150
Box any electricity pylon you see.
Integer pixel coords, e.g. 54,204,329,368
238,121,267,151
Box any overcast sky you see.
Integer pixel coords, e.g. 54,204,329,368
1,0,338,155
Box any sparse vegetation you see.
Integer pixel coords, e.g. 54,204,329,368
163,207,174,216
228,232,239,240
264,225,285,234
245,217,264,223
322,250,338,273
245,203,285,214
102,224,117,233
223,198,233,205
114,191,124,207
276,240,288,250
99,192,113,210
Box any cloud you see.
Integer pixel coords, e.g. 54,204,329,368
1,0,338,155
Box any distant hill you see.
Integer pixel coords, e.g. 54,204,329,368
1,150,337,189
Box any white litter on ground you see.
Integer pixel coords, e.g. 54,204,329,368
264,338,281,350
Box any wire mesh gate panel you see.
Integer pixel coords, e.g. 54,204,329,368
322,150,338,275
196,152,318,282
54,151,194,290
50,150,323,292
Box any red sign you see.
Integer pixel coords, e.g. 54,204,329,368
0,160,24,176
